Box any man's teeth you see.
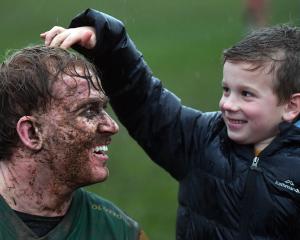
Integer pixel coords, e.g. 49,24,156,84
94,145,108,153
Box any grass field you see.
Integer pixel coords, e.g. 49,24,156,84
1,1,300,239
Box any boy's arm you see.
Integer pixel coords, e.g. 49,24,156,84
68,8,145,97
70,9,212,181
42,9,210,180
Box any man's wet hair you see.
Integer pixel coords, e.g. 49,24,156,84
224,25,300,104
0,45,104,160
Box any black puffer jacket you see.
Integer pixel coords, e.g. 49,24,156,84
70,9,300,239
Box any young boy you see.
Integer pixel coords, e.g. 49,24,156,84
42,9,300,239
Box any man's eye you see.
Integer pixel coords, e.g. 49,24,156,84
85,109,97,117
83,105,101,118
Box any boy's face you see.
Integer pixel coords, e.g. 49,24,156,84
219,61,286,150
36,67,119,189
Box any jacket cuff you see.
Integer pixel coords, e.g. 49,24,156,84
68,8,141,70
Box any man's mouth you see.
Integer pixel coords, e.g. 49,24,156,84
93,145,108,155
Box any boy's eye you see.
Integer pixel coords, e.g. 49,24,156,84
241,90,253,97
222,86,229,92
222,86,230,95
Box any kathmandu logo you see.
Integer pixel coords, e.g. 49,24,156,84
275,179,300,194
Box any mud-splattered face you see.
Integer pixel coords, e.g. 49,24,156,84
37,68,119,189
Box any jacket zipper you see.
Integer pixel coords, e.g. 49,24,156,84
250,156,261,171
238,156,262,239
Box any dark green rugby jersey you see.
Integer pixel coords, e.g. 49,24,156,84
0,188,141,240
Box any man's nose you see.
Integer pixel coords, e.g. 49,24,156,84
98,111,119,135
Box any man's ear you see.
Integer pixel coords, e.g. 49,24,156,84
16,116,43,151
283,93,300,122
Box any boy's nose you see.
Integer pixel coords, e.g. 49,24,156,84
98,111,119,135
220,96,239,112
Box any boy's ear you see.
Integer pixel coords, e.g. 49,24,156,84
16,116,43,151
283,93,300,122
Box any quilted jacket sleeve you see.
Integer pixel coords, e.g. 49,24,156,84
69,8,216,181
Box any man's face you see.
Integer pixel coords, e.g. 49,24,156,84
219,61,287,150
37,67,119,188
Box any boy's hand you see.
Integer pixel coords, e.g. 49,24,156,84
40,26,96,49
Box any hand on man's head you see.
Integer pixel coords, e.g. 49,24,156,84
40,26,96,50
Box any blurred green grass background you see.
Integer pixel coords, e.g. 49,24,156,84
1,1,299,239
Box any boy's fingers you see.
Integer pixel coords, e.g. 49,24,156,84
43,26,66,46
80,31,94,49
40,31,48,39
77,28,96,49
60,33,83,49
41,26,96,49
49,31,70,48
60,29,96,49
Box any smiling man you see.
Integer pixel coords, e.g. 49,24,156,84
41,9,300,239
0,46,147,239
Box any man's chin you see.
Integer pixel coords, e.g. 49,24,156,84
74,169,109,188
90,168,110,184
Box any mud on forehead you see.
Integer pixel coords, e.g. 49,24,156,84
51,64,106,100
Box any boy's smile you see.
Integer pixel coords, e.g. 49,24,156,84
219,61,287,151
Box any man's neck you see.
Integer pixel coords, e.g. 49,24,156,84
0,153,73,217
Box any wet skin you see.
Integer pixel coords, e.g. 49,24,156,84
38,69,119,189
0,67,119,216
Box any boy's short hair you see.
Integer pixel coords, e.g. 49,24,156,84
0,45,103,160
223,25,300,104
